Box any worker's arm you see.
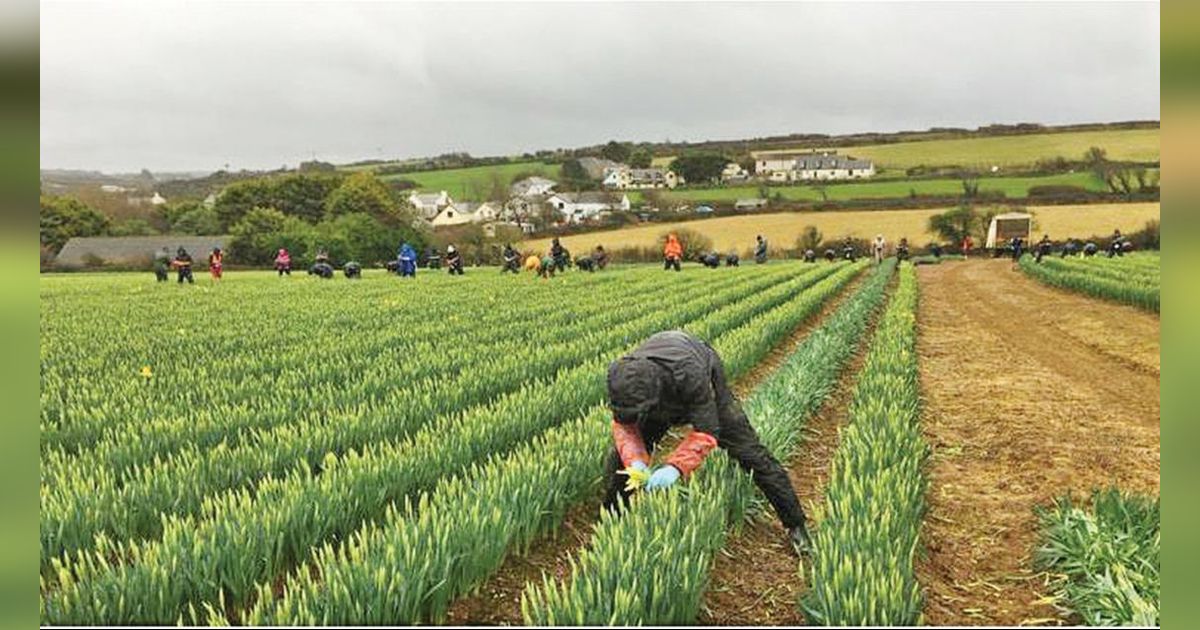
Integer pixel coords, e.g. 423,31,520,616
663,397,719,477
611,417,650,468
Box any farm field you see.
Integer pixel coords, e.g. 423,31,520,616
629,171,1113,205
913,259,1159,625
39,256,1159,626
1020,251,1160,312
756,128,1160,170
525,202,1162,255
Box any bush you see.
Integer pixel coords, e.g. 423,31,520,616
656,227,713,261
795,225,823,252
172,205,223,236
227,207,318,265
109,218,158,237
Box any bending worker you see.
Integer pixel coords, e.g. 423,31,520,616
603,330,812,555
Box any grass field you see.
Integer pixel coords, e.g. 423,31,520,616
524,202,1161,253
652,128,1159,170
376,161,561,198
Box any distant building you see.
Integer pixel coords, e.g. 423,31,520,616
55,235,228,267
100,184,133,194
545,192,631,223
429,200,505,227
754,151,875,181
151,192,167,205
408,190,453,220
721,163,750,182
511,176,557,198
602,167,679,190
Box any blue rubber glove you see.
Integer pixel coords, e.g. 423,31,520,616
629,460,650,474
644,465,681,491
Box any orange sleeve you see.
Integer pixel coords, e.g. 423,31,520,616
664,430,719,477
611,418,650,468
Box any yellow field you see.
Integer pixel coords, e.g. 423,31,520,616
523,203,1160,253
652,128,1159,171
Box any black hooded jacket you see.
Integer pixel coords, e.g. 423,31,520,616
607,331,721,438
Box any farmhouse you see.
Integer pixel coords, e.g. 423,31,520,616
754,151,875,181
602,167,679,190
545,192,631,223
408,190,453,220
511,176,557,198
55,235,228,267
429,201,504,227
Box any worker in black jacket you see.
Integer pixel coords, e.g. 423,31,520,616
604,330,812,555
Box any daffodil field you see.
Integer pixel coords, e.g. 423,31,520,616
40,256,1158,627
1019,251,1160,312
40,261,870,625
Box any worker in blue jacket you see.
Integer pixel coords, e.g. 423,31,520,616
398,242,418,278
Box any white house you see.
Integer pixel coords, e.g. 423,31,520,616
602,167,679,190
429,200,505,228
754,151,875,181
511,176,557,198
545,192,631,223
721,162,750,182
150,192,167,206
408,190,453,220
430,203,475,227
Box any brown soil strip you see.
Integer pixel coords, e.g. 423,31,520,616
699,268,891,626
914,259,1159,626
444,264,869,625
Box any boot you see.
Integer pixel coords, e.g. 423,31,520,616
789,524,813,557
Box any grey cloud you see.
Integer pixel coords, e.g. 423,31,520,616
40,1,1160,172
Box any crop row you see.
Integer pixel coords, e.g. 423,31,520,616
241,259,873,625
40,266,683,459
801,261,925,625
1040,255,1159,284
1034,489,1160,626
519,258,894,625
41,263,856,624
41,265,804,566
1019,255,1159,312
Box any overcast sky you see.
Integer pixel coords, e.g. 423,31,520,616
40,1,1160,173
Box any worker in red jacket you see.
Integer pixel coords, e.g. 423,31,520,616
604,330,812,555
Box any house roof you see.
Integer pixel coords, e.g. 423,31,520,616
795,154,873,170
55,235,230,266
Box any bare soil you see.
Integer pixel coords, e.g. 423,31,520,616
443,266,869,625
914,259,1160,626
699,269,887,626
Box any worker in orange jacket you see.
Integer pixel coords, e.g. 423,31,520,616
663,233,683,272
604,330,812,555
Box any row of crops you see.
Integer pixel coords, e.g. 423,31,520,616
520,259,904,625
1035,489,1160,626
1019,251,1160,312
40,262,870,624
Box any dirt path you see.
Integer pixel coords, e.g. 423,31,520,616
444,266,868,625
915,259,1160,626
